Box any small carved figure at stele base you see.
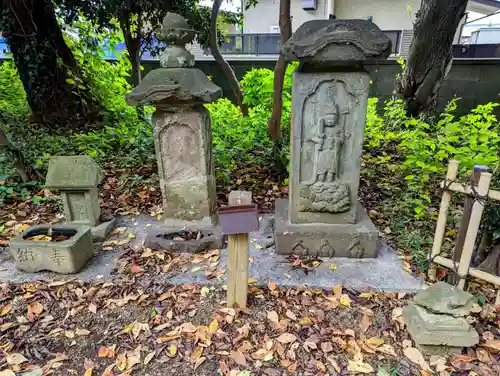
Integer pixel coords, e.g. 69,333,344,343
312,104,343,183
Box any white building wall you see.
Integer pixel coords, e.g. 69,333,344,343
334,0,420,30
290,0,328,30
243,0,280,33
243,0,328,33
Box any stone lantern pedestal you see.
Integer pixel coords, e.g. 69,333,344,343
275,20,392,258
126,13,223,251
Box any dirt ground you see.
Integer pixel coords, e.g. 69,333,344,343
0,245,499,376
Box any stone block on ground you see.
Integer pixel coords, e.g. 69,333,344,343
402,303,479,347
145,226,223,253
275,199,379,257
60,189,101,226
414,282,477,317
9,224,94,274
91,218,117,243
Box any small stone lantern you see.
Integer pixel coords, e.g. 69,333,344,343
45,155,115,242
126,13,223,251
45,156,103,226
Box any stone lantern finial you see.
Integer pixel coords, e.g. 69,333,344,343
159,12,195,68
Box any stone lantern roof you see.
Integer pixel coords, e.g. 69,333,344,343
45,156,103,190
125,12,222,107
281,19,392,65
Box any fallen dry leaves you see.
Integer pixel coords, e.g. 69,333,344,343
0,271,499,376
1,197,500,376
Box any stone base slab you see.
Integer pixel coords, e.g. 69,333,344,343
275,199,379,258
417,344,463,358
9,224,94,274
402,303,479,347
145,225,223,253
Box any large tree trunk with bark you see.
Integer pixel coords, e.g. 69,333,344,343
210,0,248,116
396,0,467,116
119,12,142,87
0,124,40,181
0,0,99,127
268,0,292,141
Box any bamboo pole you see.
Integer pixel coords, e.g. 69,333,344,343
227,233,249,308
456,172,492,290
439,181,500,201
452,166,490,285
434,256,500,286
428,160,459,281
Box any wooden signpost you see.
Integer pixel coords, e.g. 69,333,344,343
218,191,259,308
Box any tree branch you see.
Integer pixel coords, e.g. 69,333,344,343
209,0,248,116
268,0,291,141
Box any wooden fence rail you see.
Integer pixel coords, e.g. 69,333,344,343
428,160,500,305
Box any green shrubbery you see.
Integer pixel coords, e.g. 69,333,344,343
365,97,500,216
0,21,155,175
0,42,294,183
363,97,500,269
208,64,295,183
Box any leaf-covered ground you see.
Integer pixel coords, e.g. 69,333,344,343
1,170,500,376
1,242,500,376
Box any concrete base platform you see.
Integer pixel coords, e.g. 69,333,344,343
0,214,424,292
275,199,379,258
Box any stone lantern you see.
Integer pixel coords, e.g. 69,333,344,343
126,13,223,250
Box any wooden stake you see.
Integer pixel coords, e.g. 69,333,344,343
457,172,492,290
227,232,249,308
428,160,459,281
226,191,251,308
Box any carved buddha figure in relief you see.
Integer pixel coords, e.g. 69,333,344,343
311,104,344,183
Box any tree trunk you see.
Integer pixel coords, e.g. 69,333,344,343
0,124,40,182
210,0,248,116
1,0,99,126
119,13,142,87
478,244,500,277
396,0,467,116
129,39,142,87
268,0,292,141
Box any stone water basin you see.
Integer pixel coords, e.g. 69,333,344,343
9,224,93,273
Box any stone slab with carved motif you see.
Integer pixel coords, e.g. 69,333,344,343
289,71,370,225
275,199,379,258
275,19,389,258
